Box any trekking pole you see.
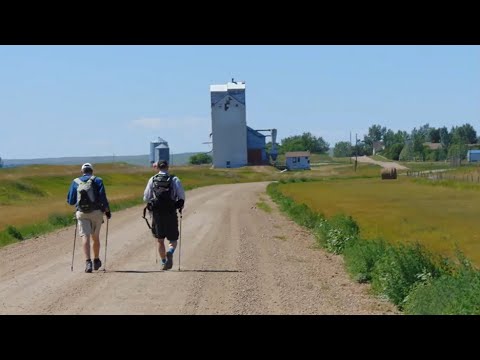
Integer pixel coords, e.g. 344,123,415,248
103,218,109,272
71,217,78,272
154,214,158,264
178,210,182,271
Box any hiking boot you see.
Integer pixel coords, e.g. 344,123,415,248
85,260,93,273
93,258,102,271
165,252,173,270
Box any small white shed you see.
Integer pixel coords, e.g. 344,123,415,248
467,150,480,162
285,151,311,170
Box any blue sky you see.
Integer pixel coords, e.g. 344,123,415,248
0,45,479,159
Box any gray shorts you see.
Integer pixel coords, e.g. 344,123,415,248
76,210,104,237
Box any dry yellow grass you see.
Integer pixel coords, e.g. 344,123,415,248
279,176,480,265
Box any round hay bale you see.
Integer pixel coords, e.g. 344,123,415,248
381,167,397,180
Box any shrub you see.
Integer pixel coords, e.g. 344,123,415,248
6,225,23,240
48,213,74,227
316,214,359,254
371,243,446,307
404,255,480,315
344,238,388,283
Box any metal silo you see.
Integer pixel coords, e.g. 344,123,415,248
149,137,168,164
156,143,170,163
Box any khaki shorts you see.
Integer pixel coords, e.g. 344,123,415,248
76,210,104,237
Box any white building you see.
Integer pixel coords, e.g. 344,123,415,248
467,150,480,162
210,80,247,168
285,151,311,170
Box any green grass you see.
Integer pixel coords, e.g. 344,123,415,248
6,159,477,263
0,162,332,247
400,161,451,172
370,154,392,162
343,238,388,283
403,260,480,315
256,201,272,213
370,243,448,307
267,180,480,314
277,176,480,266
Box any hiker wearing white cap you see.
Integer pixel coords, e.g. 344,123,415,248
67,163,111,273
143,159,185,270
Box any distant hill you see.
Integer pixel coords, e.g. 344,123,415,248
2,152,200,168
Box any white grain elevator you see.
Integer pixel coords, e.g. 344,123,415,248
210,80,247,168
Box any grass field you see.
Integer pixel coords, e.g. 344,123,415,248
278,176,480,266
4,159,480,265
0,162,313,231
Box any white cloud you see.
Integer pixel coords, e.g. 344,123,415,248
131,116,207,130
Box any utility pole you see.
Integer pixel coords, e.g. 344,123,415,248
349,131,352,164
355,133,358,172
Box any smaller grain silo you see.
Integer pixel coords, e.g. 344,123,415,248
156,142,170,163
149,137,169,164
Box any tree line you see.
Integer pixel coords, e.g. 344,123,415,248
333,123,479,162
266,132,330,155
188,123,479,164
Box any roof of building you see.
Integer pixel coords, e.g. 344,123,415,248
286,151,311,157
151,137,167,144
373,141,385,150
247,126,266,138
423,142,443,150
210,81,246,92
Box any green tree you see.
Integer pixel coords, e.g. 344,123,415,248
399,141,415,161
416,123,432,141
189,153,212,165
383,129,395,149
427,128,441,143
439,127,451,148
412,132,426,161
448,144,468,163
366,124,386,143
362,124,386,155
384,143,404,160
333,141,352,157
280,132,329,154
451,124,477,145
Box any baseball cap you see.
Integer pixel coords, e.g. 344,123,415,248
157,159,168,168
81,163,93,171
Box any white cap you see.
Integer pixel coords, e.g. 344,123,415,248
81,163,93,172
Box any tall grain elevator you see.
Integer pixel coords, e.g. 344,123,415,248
210,80,247,168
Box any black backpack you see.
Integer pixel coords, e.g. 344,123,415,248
150,173,176,211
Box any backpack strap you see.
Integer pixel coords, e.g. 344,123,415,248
88,175,97,193
142,205,152,229
74,175,95,185
74,175,101,210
